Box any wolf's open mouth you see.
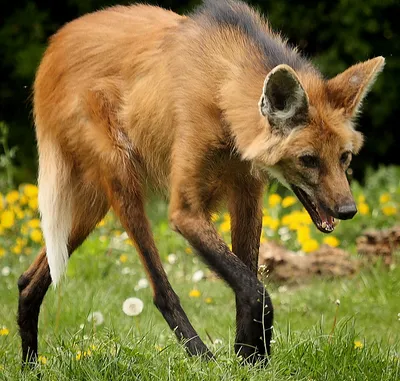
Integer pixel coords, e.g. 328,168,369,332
291,185,337,233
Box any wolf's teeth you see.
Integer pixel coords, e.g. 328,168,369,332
321,221,327,229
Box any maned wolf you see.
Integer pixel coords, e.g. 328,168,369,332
18,0,385,366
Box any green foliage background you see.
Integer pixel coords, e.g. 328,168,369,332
1,0,398,183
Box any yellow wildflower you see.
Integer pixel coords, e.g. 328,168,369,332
262,215,279,231
281,210,312,230
0,248,5,257
12,245,22,255
301,239,319,253
189,289,201,298
358,203,369,215
268,194,282,207
354,340,363,349
282,196,297,208
358,194,366,203
19,195,29,206
6,190,19,204
205,297,213,304
13,206,25,220
260,234,267,244
211,213,219,222
185,247,192,254
379,193,391,204
30,229,43,243
76,351,82,360
38,355,47,365
28,219,41,228
296,226,311,244
119,254,128,263
0,193,3,210
381,205,397,216
0,327,9,336
24,184,38,198
97,218,106,227
24,247,32,256
323,236,340,248
1,210,15,228
28,198,38,210
17,237,27,246
220,214,231,233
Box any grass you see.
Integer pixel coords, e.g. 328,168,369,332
0,165,399,379
0,204,399,380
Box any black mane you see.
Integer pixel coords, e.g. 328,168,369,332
192,0,312,72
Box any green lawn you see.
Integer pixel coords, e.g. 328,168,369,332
1,207,399,380
1,166,399,380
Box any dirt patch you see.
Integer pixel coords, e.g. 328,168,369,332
258,241,359,284
356,225,400,265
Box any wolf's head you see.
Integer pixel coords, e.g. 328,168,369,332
252,57,385,233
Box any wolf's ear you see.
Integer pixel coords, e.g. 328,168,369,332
327,56,385,118
259,64,309,134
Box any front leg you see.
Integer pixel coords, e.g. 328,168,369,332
228,180,271,360
170,193,273,364
228,178,264,275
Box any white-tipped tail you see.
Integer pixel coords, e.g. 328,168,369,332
38,142,72,286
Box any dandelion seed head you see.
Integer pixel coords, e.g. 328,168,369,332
135,278,149,290
122,297,144,316
192,270,204,282
121,267,132,275
87,311,104,326
167,253,177,264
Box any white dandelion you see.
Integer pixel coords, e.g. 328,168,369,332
87,311,104,326
134,278,149,290
167,253,177,264
122,297,144,316
192,270,204,283
121,267,132,275
213,338,223,345
1,267,11,277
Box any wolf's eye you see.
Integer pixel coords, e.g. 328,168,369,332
340,151,352,165
299,155,319,169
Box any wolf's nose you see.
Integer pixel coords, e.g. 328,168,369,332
336,202,357,220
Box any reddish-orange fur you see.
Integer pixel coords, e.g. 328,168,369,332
18,0,384,366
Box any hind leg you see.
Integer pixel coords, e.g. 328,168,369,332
17,186,109,366
104,172,212,358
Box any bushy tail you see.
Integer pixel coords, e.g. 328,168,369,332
38,141,73,286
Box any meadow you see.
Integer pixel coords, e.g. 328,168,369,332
0,166,399,380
